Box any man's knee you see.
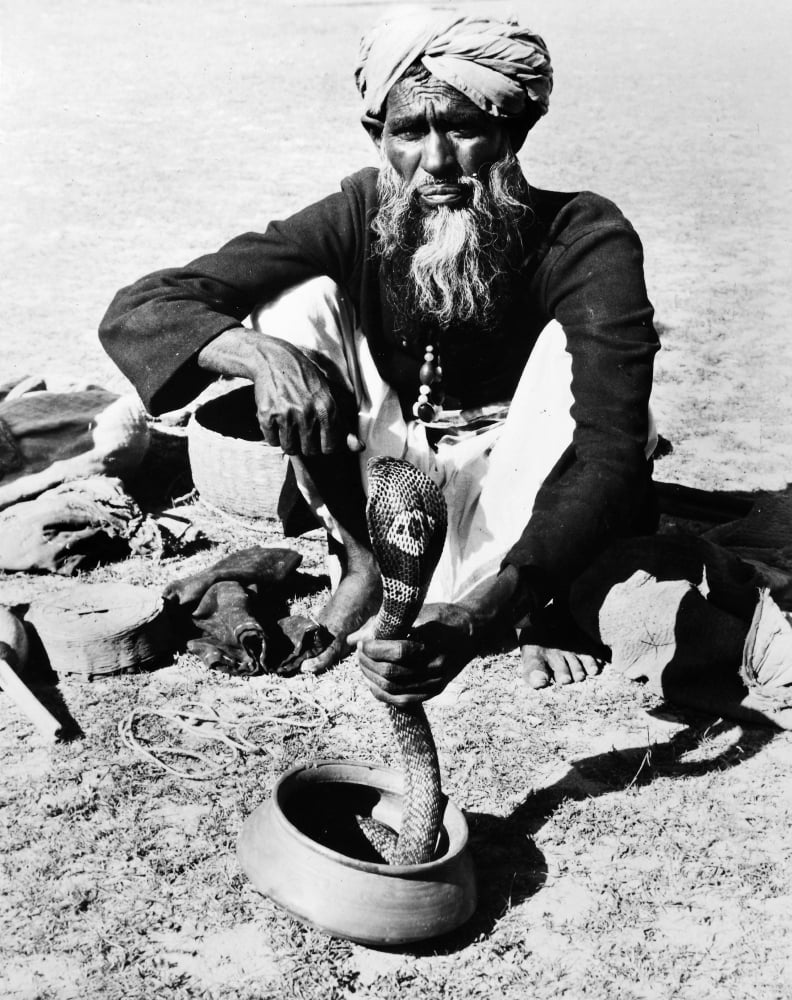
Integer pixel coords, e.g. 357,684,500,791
571,534,760,640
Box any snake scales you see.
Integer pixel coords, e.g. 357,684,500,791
364,456,448,866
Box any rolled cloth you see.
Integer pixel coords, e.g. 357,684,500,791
355,11,552,121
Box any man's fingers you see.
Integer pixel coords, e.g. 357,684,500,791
250,342,358,457
358,638,424,667
358,656,433,688
281,422,302,456
259,403,342,456
258,411,301,455
359,661,442,704
263,403,356,456
315,390,363,455
358,657,435,689
315,417,346,455
364,682,431,707
260,415,283,450
357,639,444,704
346,432,365,452
332,383,365,454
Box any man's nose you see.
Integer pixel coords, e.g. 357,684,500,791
420,129,456,178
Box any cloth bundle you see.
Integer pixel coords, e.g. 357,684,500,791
570,533,792,716
0,476,160,575
0,385,149,510
740,589,792,709
163,546,334,677
0,379,156,574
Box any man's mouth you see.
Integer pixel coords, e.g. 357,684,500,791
417,183,467,208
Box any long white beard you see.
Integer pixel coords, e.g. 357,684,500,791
373,153,529,332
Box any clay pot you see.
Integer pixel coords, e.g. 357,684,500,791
237,759,477,945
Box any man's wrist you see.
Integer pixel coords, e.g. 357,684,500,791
509,564,553,628
196,326,265,381
458,563,553,642
457,564,520,647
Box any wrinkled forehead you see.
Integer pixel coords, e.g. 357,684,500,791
384,73,489,128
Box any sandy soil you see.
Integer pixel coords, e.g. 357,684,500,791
2,3,792,999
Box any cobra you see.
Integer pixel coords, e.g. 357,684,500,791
364,456,448,865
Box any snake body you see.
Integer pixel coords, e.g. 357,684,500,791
365,457,448,865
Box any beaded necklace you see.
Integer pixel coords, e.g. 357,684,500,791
412,343,445,423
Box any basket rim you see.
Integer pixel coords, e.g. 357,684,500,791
190,384,269,443
187,413,278,449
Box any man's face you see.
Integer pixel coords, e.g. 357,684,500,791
378,75,509,211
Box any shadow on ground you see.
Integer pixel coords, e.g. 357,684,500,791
403,717,777,956
655,478,792,561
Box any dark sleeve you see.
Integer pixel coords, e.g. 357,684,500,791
98,177,368,414
503,212,659,602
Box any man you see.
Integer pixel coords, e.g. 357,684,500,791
100,12,660,703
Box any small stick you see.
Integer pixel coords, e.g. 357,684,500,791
0,606,62,742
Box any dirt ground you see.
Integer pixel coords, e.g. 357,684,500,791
2,1,792,999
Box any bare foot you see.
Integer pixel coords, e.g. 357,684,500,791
304,554,382,672
521,643,604,689
275,548,381,676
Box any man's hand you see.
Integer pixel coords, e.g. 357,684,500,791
198,327,363,455
250,337,360,455
354,603,475,705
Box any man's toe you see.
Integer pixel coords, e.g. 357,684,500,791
546,649,573,685
301,636,346,675
521,645,553,688
526,667,552,688
521,644,606,688
582,655,604,677
567,654,588,683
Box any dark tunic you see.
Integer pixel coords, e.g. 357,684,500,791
99,166,659,601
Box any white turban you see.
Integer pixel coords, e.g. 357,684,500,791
355,11,553,121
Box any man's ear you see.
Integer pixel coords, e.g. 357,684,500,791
361,114,384,151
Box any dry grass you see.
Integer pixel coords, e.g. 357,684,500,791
2,1,792,998
3,503,792,1000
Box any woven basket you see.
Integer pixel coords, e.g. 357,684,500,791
27,582,173,680
187,385,286,519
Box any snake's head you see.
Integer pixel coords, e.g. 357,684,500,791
385,509,438,557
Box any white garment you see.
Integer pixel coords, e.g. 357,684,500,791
249,277,657,604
